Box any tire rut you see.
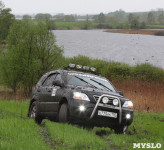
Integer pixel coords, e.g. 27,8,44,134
39,123,57,150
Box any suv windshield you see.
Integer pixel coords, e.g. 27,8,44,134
67,73,116,92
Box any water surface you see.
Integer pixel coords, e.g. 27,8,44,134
53,30,164,68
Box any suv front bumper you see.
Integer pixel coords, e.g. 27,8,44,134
69,94,133,126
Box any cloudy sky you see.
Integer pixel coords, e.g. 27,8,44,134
2,0,164,14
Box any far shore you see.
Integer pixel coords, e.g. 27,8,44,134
104,29,164,36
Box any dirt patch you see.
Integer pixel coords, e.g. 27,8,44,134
160,119,164,122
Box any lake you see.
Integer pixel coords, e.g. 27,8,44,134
53,30,164,69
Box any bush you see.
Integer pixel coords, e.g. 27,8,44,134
132,63,164,82
57,56,164,82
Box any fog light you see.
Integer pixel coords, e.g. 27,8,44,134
113,99,119,106
79,105,85,112
102,97,109,104
126,114,131,119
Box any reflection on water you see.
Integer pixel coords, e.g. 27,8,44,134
53,30,164,68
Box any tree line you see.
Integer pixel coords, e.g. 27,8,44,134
17,9,164,29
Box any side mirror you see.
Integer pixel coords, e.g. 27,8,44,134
53,80,64,87
118,91,124,96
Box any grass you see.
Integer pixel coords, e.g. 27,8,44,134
0,100,50,150
54,22,164,30
106,113,164,150
0,100,164,149
54,21,98,30
146,24,164,29
0,100,108,150
46,122,107,150
54,22,130,30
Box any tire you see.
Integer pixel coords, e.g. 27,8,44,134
29,101,42,124
114,125,128,134
59,103,69,123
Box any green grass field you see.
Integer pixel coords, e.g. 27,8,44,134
0,100,163,150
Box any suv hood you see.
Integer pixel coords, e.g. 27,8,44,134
73,86,126,103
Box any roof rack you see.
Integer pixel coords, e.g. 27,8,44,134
63,64,100,76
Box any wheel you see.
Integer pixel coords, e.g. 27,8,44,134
114,125,128,134
29,101,42,124
59,103,69,123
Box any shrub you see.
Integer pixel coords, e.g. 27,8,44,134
132,63,164,82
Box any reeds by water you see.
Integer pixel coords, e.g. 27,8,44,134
114,80,164,112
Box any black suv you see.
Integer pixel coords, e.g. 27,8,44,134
28,64,133,134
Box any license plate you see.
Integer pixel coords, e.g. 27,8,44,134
98,110,117,118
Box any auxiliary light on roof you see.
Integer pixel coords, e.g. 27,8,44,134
69,64,76,68
83,66,89,71
90,67,96,72
76,65,82,69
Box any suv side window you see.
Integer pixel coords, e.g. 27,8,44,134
42,74,57,86
55,74,63,83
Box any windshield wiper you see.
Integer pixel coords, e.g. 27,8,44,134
90,79,113,92
75,76,98,89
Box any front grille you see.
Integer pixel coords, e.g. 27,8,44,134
93,95,119,107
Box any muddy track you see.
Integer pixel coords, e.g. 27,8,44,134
39,123,57,150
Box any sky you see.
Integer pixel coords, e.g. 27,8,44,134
2,0,164,15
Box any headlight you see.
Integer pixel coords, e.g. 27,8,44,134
73,92,90,101
122,101,133,109
113,99,119,106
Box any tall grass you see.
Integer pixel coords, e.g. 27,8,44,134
114,80,164,112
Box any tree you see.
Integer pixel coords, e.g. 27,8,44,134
0,1,15,41
147,12,155,24
54,13,65,21
128,13,134,24
64,15,76,22
98,12,106,23
23,14,32,20
0,20,63,95
158,13,164,25
0,0,4,12
128,13,140,29
35,13,52,20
